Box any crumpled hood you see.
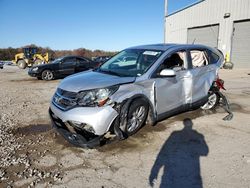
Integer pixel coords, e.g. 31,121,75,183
58,70,135,92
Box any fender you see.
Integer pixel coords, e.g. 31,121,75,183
111,94,157,139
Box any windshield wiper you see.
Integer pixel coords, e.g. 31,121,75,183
98,69,122,77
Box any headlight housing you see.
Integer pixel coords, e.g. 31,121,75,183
32,67,38,72
77,85,119,107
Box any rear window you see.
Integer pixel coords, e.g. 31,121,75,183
190,50,209,68
208,50,220,64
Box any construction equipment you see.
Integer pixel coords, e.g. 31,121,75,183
13,47,50,69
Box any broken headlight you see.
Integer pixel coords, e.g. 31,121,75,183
77,85,119,107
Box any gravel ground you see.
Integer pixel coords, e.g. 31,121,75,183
0,65,250,188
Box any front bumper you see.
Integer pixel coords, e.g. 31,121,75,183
49,108,102,148
28,70,39,77
50,102,118,135
49,102,119,148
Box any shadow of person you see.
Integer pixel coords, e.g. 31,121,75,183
149,118,209,188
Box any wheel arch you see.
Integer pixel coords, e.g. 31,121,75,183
41,69,55,80
129,94,157,125
109,93,157,139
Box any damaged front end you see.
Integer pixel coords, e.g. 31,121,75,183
49,86,121,148
49,82,156,148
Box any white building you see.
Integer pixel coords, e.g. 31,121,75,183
165,0,250,67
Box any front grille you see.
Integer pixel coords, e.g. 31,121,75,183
52,88,78,111
57,88,78,98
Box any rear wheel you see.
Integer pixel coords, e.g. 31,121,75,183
17,60,27,69
201,92,220,110
41,70,54,81
125,99,149,136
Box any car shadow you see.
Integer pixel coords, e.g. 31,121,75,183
149,118,209,188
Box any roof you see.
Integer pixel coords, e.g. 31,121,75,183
127,43,211,51
127,43,178,51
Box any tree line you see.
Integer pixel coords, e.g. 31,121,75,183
0,44,117,61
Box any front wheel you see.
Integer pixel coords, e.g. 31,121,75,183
41,70,54,81
201,92,220,110
125,99,149,136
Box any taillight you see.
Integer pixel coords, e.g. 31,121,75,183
216,78,226,90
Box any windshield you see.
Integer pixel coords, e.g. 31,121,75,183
97,49,163,77
52,58,63,64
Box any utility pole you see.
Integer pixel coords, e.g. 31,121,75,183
164,0,168,43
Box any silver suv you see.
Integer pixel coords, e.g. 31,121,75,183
49,44,223,148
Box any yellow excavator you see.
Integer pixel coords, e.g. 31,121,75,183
13,47,50,69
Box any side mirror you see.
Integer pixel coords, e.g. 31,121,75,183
159,69,176,77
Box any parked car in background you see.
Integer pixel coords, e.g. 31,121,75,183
0,62,4,69
4,61,13,65
28,56,100,80
49,43,225,148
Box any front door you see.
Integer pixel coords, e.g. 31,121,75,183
154,50,191,116
60,57,76,76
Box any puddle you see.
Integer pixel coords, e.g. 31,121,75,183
229,103,250,114
2,71,16,74
10,78,38,82
15,124,52,135
54,131,76,149
242,90,250,95
9,78,59,83
10,78,60,83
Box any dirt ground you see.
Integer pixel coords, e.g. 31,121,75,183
0,65,250,188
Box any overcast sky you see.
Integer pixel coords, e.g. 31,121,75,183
0,0,198,51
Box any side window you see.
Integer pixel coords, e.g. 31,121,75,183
207,50,220,64
62,57,76,66
77,58,87,63
77,58,89,67
190,50,208,68
157,51,186,73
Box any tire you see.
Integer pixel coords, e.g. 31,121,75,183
17,60,27,69
223,61,234,69
201,92,220,110
125,98,149,136
41,70,54,81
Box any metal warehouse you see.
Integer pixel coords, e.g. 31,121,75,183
164,0,250,68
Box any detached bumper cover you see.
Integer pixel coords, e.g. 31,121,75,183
49,108,102,148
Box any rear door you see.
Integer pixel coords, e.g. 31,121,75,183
59,57,76,76
75,57,90,73
187,48,220,103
